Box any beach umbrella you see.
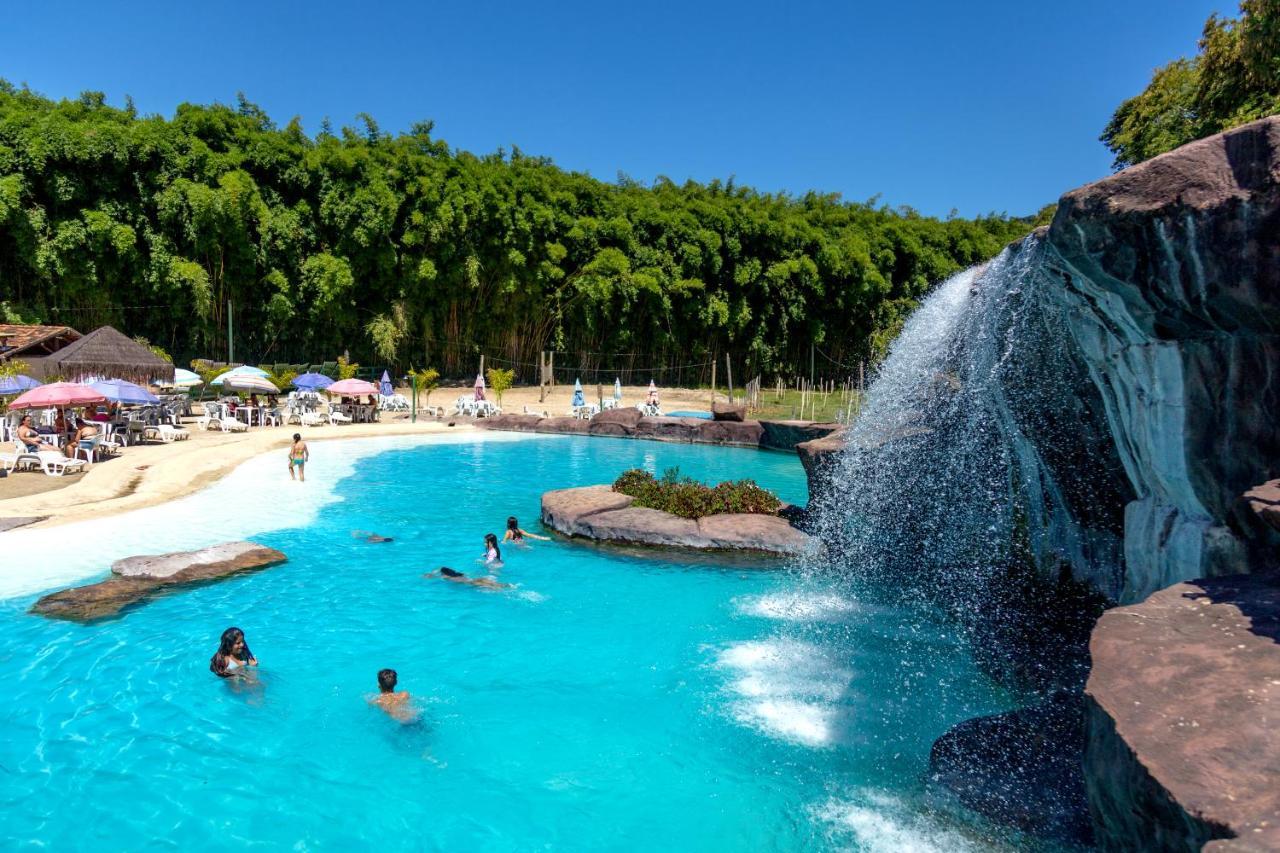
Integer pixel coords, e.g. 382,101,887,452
91,379,160,405
292,372,334,391
379,370,394,397
210,365,269,385
326,378,379,396
170,368,202,388
0,374,41,395
6,382,107,410
572,378,585,408
613,377,622,401
474,372,486,402
218,375,280,394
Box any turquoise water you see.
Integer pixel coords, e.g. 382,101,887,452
0,436,1012,850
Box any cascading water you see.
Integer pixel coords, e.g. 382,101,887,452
810,233,1132,688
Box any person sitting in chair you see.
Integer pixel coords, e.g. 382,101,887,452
16,415,58,453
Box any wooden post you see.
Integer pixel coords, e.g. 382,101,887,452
478,354,485,381
710,359,717,409
597,382,603,408
549,352,555,389
725,353,734,404
539,351,546,403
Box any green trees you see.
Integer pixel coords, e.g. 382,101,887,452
1102,0,1280,168
0,83,1032,379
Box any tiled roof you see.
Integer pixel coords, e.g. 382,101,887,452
0,324,82,358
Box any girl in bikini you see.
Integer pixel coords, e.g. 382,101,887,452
209,627,258,678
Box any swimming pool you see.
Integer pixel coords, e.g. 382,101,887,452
0,434,1016,850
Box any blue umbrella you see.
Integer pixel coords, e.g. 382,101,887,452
91,379,160,405
292,372,334,391
572,378,585,408
0,374,41,395
379,370,393,396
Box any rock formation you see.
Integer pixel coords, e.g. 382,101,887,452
32,542,286,621
481,410,769,447
1084,572,1280,851
541,485,814,555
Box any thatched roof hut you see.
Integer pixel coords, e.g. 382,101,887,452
28,325,175,384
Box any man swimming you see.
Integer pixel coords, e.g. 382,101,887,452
352,530,394,543
288,433,309,482
369,668,417,723
424,567,511,590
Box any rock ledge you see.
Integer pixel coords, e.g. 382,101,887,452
541,485,813,555
32,541,286,621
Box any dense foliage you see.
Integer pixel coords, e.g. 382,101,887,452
0,83,1032,379
613,468,781,519
1102,0,1280,167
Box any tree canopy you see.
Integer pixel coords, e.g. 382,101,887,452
1102,0,1280,168
0,83,1033,380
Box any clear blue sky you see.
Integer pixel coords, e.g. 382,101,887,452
1,0,1222,218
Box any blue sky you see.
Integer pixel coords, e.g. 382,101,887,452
2,0,1222,217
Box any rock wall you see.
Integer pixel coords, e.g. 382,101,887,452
1044,117,1280,601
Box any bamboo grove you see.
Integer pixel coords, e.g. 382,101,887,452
0,83,1034,379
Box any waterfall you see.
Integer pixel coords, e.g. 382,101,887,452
812,234,1131,686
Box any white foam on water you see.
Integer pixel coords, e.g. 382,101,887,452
715,637,852,748
0,431,550,600
814,790,984,853
735,590,859,622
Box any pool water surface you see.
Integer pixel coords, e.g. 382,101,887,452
0,435,1015,850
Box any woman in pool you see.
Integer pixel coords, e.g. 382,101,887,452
209,627,258,678
503,516,549,546
479,533,503,568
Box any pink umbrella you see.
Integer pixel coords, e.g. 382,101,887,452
6,382,107,410
474,372,486,402
325,378,380,396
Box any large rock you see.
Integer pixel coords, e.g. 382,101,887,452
534,416,590,435
1046,116,1280,599
541,485,814,554
1243,479,1280,535
32,542,286,621
591,407,643,429
634,416,702,443
796,430,845,503
541,485,635,536
1083,572,1280,851
711,401,745,422
928,692,1093,846
759,420,841,452
694,419,764,447
478,413,542,432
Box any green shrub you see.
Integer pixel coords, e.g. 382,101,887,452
612,468,781,519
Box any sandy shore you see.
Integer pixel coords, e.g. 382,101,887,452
0,384,723,530
0,417,469,528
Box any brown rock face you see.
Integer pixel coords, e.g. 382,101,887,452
478,413,542,432
711,402,745,422
633,416,702,442
758,420,841,452
1046,116,1280,597
694,420,764,446
1243,479,1280,535
1083,572,1280,851
541,485,814,554
796,430,845,503
591,407,643,429
32,542,286,621
534,416,590,435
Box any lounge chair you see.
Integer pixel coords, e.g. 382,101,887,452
327,407,352,426
0,442,40,473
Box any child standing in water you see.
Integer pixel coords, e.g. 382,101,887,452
288,433,309,482
479,533,503,569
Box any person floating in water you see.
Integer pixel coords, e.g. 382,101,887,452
425,567,511,590
503,516,550,546
369,668,418,722
210,626,258,678
288,433,309,482
352,530,394,543
479,533,503,568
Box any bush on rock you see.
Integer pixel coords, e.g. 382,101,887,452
612,468,781,519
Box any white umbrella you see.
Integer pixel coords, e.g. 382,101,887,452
218,375,279,394
613,378,622,401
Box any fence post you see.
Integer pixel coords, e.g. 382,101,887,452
725,353,734,404
710,359,717,410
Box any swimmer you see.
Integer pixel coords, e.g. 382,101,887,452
352,530,394,543
479,533,503,568
424,567,511,590
503,516,550,545
369,668,417,722
209,626,258,678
